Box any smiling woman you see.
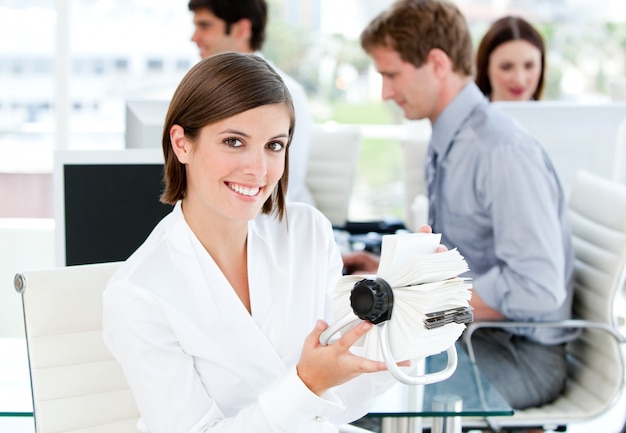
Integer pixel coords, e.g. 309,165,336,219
475,15,546,101
159,52,294,219
168,103,290,269
101,51,399,433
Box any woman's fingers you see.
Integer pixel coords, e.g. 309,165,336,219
333,321,372,350
417,224,433,234
298,319,390,395
305,320,329,349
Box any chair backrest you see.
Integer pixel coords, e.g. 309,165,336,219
306,125,361,227
464,170,626,431
564,170,626,417
569,170,626,326
14,261,140,433
614,116,626,185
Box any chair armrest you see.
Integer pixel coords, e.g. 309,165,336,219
462,319,626,363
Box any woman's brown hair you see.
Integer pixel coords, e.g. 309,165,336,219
475,16,546,100
160,52,295,220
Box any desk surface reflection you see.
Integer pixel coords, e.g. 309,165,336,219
366,342,513,433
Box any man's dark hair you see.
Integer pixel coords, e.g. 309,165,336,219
188,0,267,51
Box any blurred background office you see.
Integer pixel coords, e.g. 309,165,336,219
2,2,626,432
2,0,626,222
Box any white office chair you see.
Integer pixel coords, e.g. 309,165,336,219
463,170,626,432
15,261,139,433
614,115,626,185
306,124,362,227
15,261,374,433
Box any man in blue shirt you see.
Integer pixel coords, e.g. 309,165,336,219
345,0,575,412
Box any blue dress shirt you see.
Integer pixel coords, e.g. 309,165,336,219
427,82,575,345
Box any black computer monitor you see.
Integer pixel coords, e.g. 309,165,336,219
54,149,172,266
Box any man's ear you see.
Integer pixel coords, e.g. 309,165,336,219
427,48,453,79
170,124,190,163
231,18,253,45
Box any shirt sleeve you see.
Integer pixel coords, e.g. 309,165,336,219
472,142,568,319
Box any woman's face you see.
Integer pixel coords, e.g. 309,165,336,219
171,103,290,224
488,39,542,101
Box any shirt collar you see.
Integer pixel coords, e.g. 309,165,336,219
430,82,488,157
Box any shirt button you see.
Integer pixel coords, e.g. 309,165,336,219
315,416,324,423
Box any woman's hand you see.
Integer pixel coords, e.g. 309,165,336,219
296,320,406,396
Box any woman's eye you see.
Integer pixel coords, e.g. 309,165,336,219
268,141,285,152
224,137,243,148
524,62,537,70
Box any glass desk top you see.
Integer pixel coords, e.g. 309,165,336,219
0,338,512,433
367,342,514,418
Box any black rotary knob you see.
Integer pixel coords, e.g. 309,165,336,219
349,278,394,324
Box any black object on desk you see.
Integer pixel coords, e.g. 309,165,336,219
337,218,407,235
334,218,408,256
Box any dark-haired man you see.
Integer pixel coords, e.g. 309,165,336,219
188,0,315,206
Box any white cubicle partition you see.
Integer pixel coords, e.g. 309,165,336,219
0,218,54,338
400,102,626,229
125,98,169,149
493,100,626,197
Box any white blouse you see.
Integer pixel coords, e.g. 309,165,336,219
103,202,392,433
